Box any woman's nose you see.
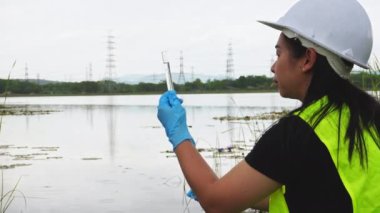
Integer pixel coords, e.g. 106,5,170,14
270,61,275,74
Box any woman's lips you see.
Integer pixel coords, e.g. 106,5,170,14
271,79,278,88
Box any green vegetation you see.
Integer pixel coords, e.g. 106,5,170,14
0,72,379,96
368,58,380,100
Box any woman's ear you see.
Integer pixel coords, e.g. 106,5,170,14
302,48,317,73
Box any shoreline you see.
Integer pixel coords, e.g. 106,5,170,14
0,89,278,98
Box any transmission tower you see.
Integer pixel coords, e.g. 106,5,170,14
178,51,186,84
152,72,156,83
226,42,234,80
106,33,116,81
90,63,93,81
37,73,40,85
191,66,194,82
87,62,93,81
24,63,29,81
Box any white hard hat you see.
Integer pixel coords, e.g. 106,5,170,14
259,0,373,79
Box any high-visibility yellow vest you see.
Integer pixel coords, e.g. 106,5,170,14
269,97,380,213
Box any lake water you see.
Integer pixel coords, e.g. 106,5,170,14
0,93,299,213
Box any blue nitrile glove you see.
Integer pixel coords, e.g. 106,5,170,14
157,90,195,150
186,189,198,201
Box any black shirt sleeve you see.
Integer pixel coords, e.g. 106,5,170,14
245,115,302,184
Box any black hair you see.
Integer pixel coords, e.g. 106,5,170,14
284,35,380,168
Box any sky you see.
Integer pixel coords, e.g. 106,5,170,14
0,0,379,82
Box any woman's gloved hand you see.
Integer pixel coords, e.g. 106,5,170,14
186,189,198,201
157,91,195,150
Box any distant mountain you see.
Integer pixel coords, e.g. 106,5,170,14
13,78,59,85
116,73,227,84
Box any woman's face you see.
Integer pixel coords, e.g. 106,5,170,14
271,34,309,100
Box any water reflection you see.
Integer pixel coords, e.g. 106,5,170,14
25,105,30,131
107,96,116,161
86,105,94,128
226,94,235,144
2,93,297,212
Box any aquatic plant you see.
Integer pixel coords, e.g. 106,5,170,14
369,57,380,100
0,60,16,132
0,61,27,213
210,97,275,213
0,171,26,213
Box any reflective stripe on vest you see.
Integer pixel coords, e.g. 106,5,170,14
269,96,380,213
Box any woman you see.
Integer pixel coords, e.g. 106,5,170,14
157,0,380,212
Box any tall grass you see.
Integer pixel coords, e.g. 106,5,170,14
369,57,380,100
0,60,17,132
0,171,26,213
213,96,271,213
0,61,26,213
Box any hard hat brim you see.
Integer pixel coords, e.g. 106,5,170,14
257,20,370,69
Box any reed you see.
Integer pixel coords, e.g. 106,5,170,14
0,60,17,132
212,96,274,213
369,57,380,100
0,171,26,213
0,61,26,213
